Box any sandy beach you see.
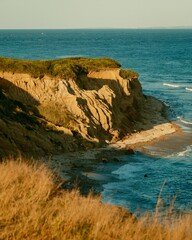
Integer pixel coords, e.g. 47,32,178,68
109,122,179,150
50,121,181,194
52,122,179,162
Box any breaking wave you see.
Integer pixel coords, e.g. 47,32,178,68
177,116,192,125
164,145,192,159
185,87,192,91
163,83,180,88
177,145,192,157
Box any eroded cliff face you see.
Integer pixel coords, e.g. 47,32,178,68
0,68,165,157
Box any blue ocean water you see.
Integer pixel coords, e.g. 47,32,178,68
0,29,192,213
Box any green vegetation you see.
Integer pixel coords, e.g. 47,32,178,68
0,57,121,79
38,104,75,128
0,159,191,240
120,69,139,79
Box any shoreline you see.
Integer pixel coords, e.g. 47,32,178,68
108,122,180,151
51,121,181,195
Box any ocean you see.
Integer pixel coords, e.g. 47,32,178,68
0,29,192,214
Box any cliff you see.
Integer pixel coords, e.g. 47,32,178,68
0,57,167,158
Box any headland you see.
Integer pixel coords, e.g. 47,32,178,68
0,57,178,160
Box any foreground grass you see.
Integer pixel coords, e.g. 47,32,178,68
0,159,191,239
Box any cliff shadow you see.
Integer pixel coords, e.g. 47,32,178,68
76,74,170,141
0,77,92,159
76,75,162,140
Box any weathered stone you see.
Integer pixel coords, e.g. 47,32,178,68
0,65,167,157
125,148,135,155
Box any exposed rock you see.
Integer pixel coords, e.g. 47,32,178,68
113,157,121,162
0,63,168,158
124,148,135,155
101,157,108,163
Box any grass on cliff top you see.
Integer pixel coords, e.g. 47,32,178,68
0,56,139,80
0,57,121,79
0,158,191,240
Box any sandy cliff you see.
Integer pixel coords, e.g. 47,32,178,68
0,59,171,158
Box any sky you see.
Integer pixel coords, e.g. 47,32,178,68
0,0,192,29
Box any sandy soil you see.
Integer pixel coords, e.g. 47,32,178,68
108,122,179,150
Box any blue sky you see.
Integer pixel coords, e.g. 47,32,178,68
0,0,192,29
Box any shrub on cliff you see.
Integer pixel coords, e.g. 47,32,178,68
120,69,139,79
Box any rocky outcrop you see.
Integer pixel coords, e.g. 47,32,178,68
0,65,167,158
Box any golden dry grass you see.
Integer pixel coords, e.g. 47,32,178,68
0,158,191,240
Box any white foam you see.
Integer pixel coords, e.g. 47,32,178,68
177,116,192,125
166,145,192,158
185,87,192,92
180,119,192,125
177,145,192,157
163,83,180,88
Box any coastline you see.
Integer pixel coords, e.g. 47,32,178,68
109,122,180,150
0,57,185,197
51,121,180,195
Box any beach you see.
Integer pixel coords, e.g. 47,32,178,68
50,121,180,195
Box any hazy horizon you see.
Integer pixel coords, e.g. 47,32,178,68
0,0,192,29
1,26,192,30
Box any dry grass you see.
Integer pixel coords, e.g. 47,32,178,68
0,158,191,240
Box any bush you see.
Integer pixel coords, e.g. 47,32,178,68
120,69,139,79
